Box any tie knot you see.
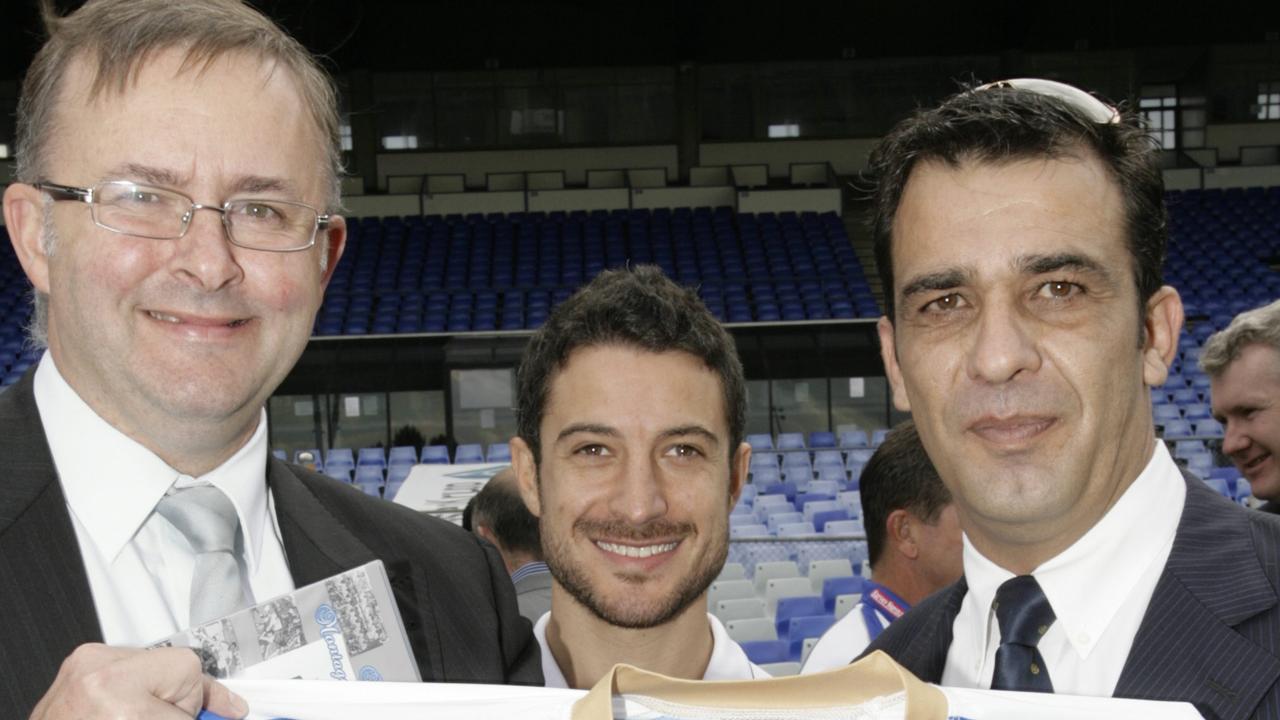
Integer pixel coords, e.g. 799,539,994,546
994,575,1056,647
155,485,240,554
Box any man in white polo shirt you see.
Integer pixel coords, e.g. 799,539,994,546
510,266,768,688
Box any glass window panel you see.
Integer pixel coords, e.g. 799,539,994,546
612,82,675,144
389,390,447,451
562,85,612,145
329,393,389,451
744,380,772,437
449,369,518,447
769,378,829,435
499,85,561,146
435,86,497,149
830,377,892,435
268,394,327,458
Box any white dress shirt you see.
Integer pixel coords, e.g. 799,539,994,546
941,442,1186,695
533,611,770,687
34,353,295,646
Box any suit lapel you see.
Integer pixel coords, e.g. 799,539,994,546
266,459,379,587
0,372,103,709
889,578,965,683
1116,476,1280,719
265,461,442,679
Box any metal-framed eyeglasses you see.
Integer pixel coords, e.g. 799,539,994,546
33,180,331,252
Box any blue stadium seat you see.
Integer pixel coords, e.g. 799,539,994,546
326,447,355,468
784,614,837,661
773,596,826,636
388,446,417,466
454,444,484,463
421,445,451,464
746,433,774,450
808,431,837,448
487,443,512,462
739,640,790,665
822,575,867,612
357,447,386,467
777,433,806,450
839,430,870,449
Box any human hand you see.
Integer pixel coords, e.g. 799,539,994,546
30,644,248,719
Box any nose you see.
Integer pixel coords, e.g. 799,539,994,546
965,297,1042,384
1222,420,1250,457
607,453,669,526
169,206,244,292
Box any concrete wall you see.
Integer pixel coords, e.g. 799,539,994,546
699,138,880,178
1163,168,1203,191
1202,165,1280,189
632,186,735,210
737,188,841,215
423,191,525,217
375,145,678,191
342,194,422,218
1205,124,1280,164
527,188,629,212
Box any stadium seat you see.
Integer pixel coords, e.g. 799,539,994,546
753,561,801,593
777,522,818,537
357,447,386,468
326,447,355,468
454,444,484,463
784,614,837,661
708,579,756,606
486,443,512,462
773,596,826,635
809,431,837,448
388,446,417,465
777,433,806,450
717,562,747,580
714,597,768,622
839,430,870,449
834,593,860,619
726,618,778,643
763,577,817,614
746,433,774,450
822,575,866,612
739,639,789,664
421,445,450,464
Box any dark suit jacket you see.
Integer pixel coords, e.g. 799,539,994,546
864,473,1280,720
0,373,541,716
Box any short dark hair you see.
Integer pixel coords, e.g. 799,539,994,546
861,420,952,568
515,265,747,464
467,472,542,559
869,82,1166,325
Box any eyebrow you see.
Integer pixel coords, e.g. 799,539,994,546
1018,252,1110,279
659,424,721,449
556,423,619,443
554,422,721,449
102,162,188,188
899,268,972,302
898,252,1113,305
99,163,300,199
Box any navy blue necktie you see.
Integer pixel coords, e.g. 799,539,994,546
990,575,1056,693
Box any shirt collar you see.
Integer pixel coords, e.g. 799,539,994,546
962,442,1186,660
34,352,271,572
511,561,550,584
533,611,757,687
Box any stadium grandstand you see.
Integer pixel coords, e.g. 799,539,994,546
0,1,1277,675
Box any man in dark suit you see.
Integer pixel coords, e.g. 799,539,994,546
463,467,554,622
0,1,538,717
865,78,1280,720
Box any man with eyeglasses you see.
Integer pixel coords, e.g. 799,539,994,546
862,79,1280,718
0,1,538,717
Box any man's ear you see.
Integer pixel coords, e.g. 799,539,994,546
319,214,347,287
510,436,542,517
474,523,501,549
4,183,52,294
1141,286,1184,388
886,508,920,560
878,316,912,412
728,441,750,509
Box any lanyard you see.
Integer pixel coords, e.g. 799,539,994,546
860,581,911,641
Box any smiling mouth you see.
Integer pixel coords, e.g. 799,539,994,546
147,310,250,328
1243,453,1271,473
594,540,680,558
968,416,1056,443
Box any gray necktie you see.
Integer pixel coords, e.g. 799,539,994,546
156,485,252,626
